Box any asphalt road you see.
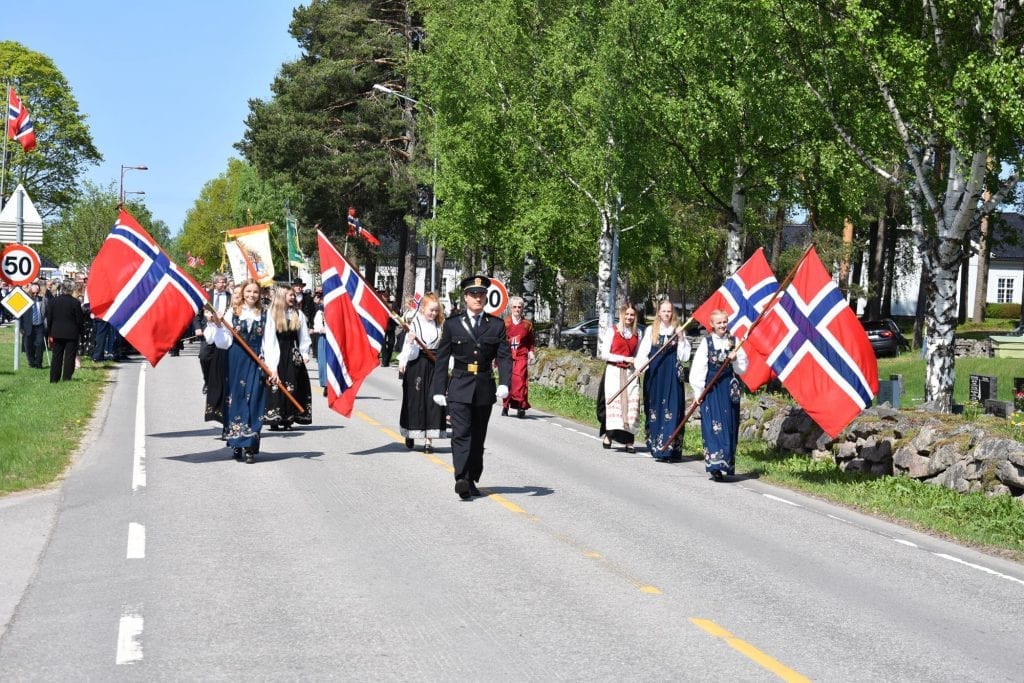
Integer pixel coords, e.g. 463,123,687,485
1,345,1022,680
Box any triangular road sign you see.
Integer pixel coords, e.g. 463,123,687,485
0,184,45,245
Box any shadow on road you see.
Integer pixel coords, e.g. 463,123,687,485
483,485,555,497
163,449,324,464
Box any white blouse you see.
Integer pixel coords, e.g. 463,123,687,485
689,333,749,396
397,314,443,366
204,306,280,370
636,323,692,365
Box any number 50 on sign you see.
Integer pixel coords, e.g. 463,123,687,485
1,244,41,287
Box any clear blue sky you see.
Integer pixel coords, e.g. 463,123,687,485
8,1,300,234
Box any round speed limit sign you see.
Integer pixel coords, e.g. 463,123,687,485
484,278,509,315
1,244,41,287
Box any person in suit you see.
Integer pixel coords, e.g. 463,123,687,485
291,278,316,327
431,275,513,500
19,280,49,369
46,280,86,382
195,274,231,389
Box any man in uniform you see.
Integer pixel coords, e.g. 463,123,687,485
432,275,512,500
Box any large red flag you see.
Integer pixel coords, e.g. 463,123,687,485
693,248,778,390
746,248,878,438
317,230,391,416
87,210,208,365
7,87,37,152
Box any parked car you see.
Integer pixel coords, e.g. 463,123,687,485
860,318,908,357
560,318,601,351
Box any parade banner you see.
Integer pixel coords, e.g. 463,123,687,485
224,240,256,283
286,215,306,267
226,223,274,285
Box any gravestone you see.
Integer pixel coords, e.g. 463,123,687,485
984,399,1014,419
875,380,900,408
889,373,904,398
968,374,997,404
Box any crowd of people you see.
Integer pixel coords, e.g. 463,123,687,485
5,268,747,490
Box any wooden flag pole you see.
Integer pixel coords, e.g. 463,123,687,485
204,302,305,413
606,315,696,404
666,244,815,446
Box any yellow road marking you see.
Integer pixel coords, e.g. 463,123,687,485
690,618,811,682
355,410,657,594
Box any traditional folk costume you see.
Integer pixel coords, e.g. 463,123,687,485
398,314,448,448
265,309,313,430
597,324,641,449
638,325,691,461
206,306,280,461
502,315,535,417
690,333,748,479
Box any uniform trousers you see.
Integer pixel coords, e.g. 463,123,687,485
447,401,493,483
50,338,79,382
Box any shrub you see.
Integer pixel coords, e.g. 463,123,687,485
985,303,1021,319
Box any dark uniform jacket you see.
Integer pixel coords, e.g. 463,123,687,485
431,311,513,405
46,294,85,340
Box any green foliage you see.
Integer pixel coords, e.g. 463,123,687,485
0,327,109,495
237,0,416,251
43,182,165,270
984,303,1021,320
0,41,102,217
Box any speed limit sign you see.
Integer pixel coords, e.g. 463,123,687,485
484,277,509,315
1,244,41,287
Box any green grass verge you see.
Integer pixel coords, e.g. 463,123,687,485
531,380,1024,561
0,325,110,496
877,354,1024,408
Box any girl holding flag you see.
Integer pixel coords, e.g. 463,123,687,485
205,278,279,463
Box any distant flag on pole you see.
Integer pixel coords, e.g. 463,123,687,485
317,230,391,417
693,248,779,390
7,87,37,152
346,207,381,248
286,215,306,268
87,209,208,366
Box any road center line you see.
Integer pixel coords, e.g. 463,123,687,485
689,618,811,682
115,607,144,664
132,367,147,491
126,522,146,559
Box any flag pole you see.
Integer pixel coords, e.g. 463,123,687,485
665,244,815,447
1,82,10,210
606,315,695,404
203,301,305,413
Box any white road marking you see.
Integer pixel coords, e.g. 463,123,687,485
893,538,918,548
126,523,145,559
132,367,146,491
115,608,144,664
933,553,1024,587
763,494,802,507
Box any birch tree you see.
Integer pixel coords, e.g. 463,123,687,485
770,0,1024,410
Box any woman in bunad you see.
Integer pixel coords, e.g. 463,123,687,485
690,309,748,481
397,292,448,453
265,285,313,431
638,299,691,462
501,296,536,418
205,279,279,463
596,302,641,453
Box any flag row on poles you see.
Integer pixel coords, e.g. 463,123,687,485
692,247,879,438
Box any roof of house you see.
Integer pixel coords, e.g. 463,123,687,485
988,212,1024,261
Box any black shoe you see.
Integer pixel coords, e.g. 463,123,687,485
405,438,414,450
468,482,482,497
246,449,255,464
501,408,508,416
455,479,471,500
233,448,243,461
517,409,525,418
269,425,280,431
424,443,434,454
602,437,611,450
625,445,636,454
711,470,725,481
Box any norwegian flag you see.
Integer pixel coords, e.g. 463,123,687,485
87,210,208,365
318,230,391,417
746,248,878,438
346,207,381,248
7,87,37,152
693,248,779,390
407,292,423,311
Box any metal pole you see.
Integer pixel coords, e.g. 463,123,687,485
12,187,24,371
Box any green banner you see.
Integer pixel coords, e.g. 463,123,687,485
286,216,305,267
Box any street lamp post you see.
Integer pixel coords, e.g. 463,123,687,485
372,85,439,292
119,164,148,206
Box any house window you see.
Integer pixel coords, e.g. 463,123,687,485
997,277,1015,304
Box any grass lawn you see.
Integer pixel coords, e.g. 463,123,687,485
529,361,1024,562
0,325,111,496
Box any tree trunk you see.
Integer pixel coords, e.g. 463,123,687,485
971,207,991,323
839,217,854,296
523,253,538,321
551,268,566,348
770,199,785,270
402,218,418,308
881,194,896,318
726,160,746,275
395,216,409,310
595,208,614,332
957,237,971,325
